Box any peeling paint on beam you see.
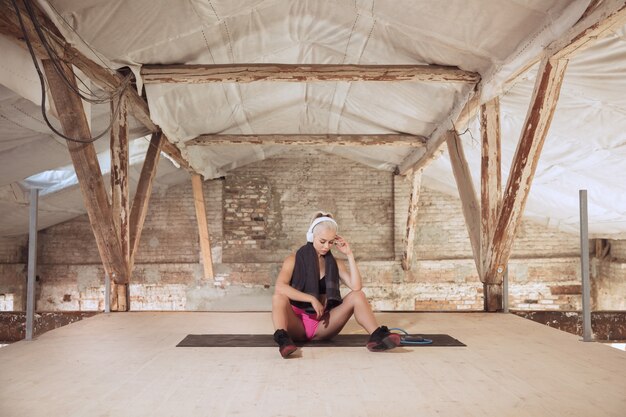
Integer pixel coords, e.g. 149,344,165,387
186,134,427,147
141,64,480,84
484,57,569,286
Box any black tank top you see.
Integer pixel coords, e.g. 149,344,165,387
290,276,326,311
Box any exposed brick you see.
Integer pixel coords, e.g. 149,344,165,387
0,150,624,312
550,285,582,295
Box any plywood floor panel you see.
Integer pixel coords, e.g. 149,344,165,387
0,312,624,417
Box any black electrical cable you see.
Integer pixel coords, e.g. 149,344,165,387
22,0,123,104
12,0,129,143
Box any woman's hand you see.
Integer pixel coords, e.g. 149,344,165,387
310,297,325,320
333,235,353,256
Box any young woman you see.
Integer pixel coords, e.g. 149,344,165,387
271,212,400,358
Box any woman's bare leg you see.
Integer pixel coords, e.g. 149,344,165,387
272,293,307,341
312,290,378,340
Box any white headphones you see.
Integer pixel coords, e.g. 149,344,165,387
306,216,338,242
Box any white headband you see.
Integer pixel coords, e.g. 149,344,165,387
306,216,338,242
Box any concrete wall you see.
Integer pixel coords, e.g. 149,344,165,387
1,148,624,312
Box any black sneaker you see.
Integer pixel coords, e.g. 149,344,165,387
273,329,297,358
366,325,401,352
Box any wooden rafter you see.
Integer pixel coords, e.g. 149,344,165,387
191,174,214,280
401,170,422,271
0,0,191,171
446,130,481,276
504,0,626,89
141,64,480,84
549,0,626,61
186,134,427,147
129,132,164,270
42,59,127,284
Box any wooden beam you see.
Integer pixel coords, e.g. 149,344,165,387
504,0,626,88
398,87,479,175
141,64,480,84
549,0,626,61
160,134,192,171
483,56,569,310
446,130,481,276
191,174,214,280
0,0,191,171
186,134,427,147
480,97,502,281
129,132,163,269
111,93,130,268
401,170,422,271
42,59,127,284
110,93,130,311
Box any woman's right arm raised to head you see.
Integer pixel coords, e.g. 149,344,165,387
274,254,316,304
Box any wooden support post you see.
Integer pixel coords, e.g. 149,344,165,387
42,59,127,285
446,130,481,276
110,93,130,311
129,132,164,270
480,97,503,309
480,97,502,279
402,170,422,271
483,57,568,311
191,174,214,280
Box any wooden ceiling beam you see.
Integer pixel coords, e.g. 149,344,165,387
549,0,626,61
141,64,480,84
186,134,427,147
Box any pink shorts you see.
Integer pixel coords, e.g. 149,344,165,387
291,305,321,340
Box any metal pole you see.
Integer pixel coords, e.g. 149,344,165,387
503,266,509,313
104,273,111,313
25,188,39,341
579,190,592,342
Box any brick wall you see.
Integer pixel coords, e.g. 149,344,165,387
223,148,394,263
0,236,27,311
610,240,626,260
1,150,624,312
594,240,626,310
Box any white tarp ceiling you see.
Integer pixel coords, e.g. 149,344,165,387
0,0,625,238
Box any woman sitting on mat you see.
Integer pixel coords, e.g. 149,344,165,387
272,211,400,358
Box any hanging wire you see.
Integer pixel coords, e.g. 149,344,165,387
22,0,123,104
12,0,131,143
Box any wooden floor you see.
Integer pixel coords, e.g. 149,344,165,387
1,312,624,417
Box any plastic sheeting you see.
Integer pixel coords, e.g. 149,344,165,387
2,0,625,238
